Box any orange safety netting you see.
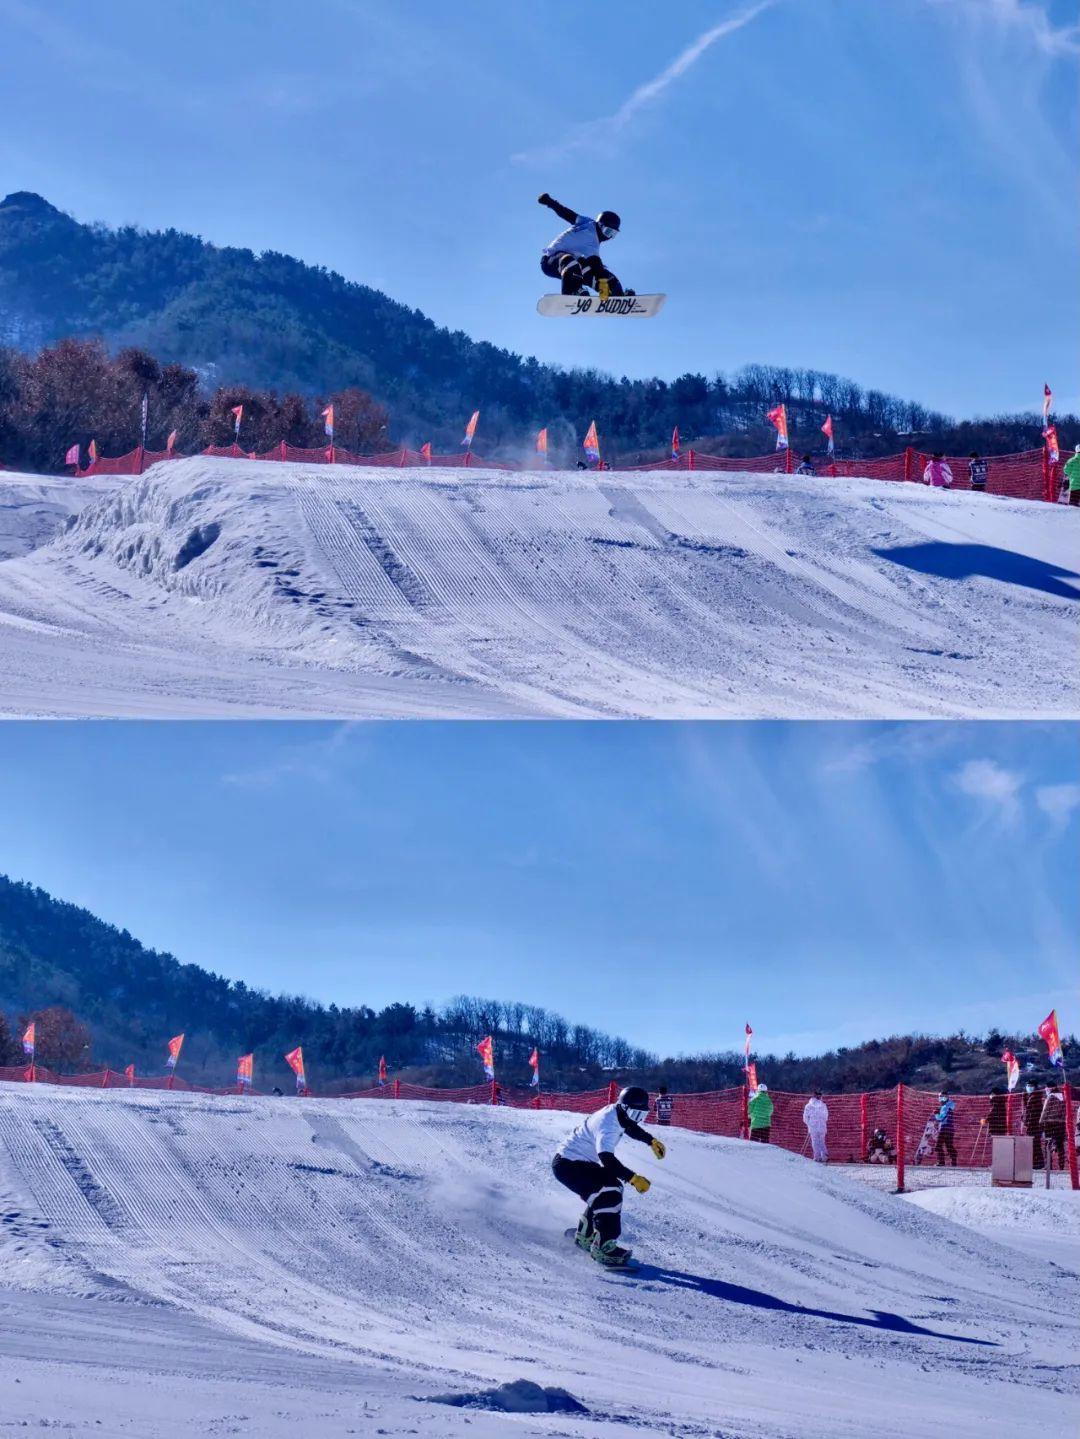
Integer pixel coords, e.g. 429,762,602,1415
61,442,1063,503
2,1066,1074,1190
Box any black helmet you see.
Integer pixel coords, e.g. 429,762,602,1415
596,210,621,239
617,1085,649,1121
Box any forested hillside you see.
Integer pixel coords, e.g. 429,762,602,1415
0,874,1068,1094
5,188,1064,466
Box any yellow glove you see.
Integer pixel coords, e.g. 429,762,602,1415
629,1173,650,1194
650,1137,666,1161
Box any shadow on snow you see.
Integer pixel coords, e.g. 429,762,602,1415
872,542,1080,602
628,1265,995,1346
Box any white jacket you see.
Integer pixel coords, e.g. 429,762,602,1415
556,1103,625,1163
543,215,600,260
803,1098,829,1131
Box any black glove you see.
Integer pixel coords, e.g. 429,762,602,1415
538,193,551,206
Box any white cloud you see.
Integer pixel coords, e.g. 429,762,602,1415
1035,782,1080,829
513,2,775,164
953,758,1024,818
927,0,1080,57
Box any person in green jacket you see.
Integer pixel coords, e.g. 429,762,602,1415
748,1083,774,1143
1065,444,1080,507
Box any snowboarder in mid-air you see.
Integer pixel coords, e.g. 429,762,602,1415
552,1085,664,1267
538,194,634,298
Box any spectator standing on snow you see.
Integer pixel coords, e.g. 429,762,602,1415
802,1090,829,1162
795,455,815,476
1040,1083,1067,1169
1024,1083,1045,1169
748,1084,774,1143
934,1092,957,1166
1065,444,1080,507
923,453,953,488
968,452,988,493
655,1085,674,1126
987,1088,1008,1137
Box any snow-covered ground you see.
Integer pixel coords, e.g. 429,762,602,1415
904,1183,1080,1271
0,1083,1077,1437
0,469,116,559
0,458,1075,718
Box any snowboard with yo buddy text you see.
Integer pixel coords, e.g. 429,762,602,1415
536,195,665,318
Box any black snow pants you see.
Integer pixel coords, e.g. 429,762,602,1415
552,1155,623,1243
541,251,624,297
935,1126,957,1165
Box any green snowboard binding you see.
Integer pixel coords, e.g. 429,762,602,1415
573,1216,594,1252
590,1236,636,1268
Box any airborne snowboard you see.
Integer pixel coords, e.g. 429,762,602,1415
538,294,666,319
563,1227,640,1270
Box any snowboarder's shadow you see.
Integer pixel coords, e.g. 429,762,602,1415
871,541,1080,602
630,1265,995,1346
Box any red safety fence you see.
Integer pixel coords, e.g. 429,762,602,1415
2,1066,1075,1191
60,442,1065,504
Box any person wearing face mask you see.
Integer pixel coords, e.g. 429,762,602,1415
552,1085,665,1267
538,194,634,299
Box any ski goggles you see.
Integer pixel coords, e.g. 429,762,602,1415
597,221,619,240
624,1106,648,1125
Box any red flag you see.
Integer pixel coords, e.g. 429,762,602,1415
536,427,548,457
1038,1010,1063,1068
230,404,243,438
583,421,600,464
165,1034,184,1069
1044,424,1060,463
1042,383,1052,422
1001,1050,1019,1092
821,415,834,455
476,1035,495,1079
88,439,99,463
284,1045,306,1091
420,442,432,463
237,1053,254,1087
321,404,334,439
166,429,178,453
378,1055,387,1087
528,1047,540,1088
65,443,80,467
671,426,681,461
766,405,789,450
744,1023,753,1062
21,1022,35,1058
462,410,479,449
746,1061,759,1091
124,1063,135,1086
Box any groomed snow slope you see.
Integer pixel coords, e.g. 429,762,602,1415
1,1084,1077,1437
0,458,1075,717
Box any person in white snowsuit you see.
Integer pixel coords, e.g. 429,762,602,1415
802,1091,829,1162
552,1085,664,1266
538,194,632,297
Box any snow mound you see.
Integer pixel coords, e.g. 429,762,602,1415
0,1082,1077,1437
0,470,116,560
0,457,1075,717
428,1378,588,1413
905,1184,1080,1235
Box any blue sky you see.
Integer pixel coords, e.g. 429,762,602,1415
0,721,1075,1058
1,0,1076,418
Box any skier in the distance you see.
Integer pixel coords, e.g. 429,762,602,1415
538,194,634,298
552,1085,664,1267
